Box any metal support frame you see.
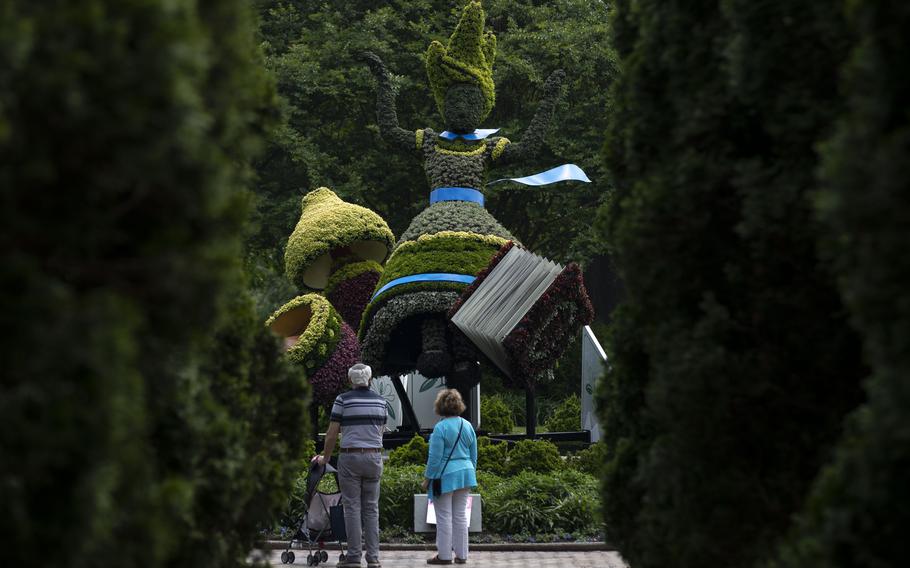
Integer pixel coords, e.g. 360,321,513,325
525,382,537,437
390,375,420,433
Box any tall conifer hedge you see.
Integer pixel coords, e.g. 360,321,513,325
0,1,307,566
773,2,910,566
598,2,865,567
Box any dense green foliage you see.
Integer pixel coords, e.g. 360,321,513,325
477,436,510,477
772,3,910,566
0,1,308,566
483,469,599,535
479,395,515,434
598,1,866,567
567,441,607,477
387,434,430,467
379,464,426,529
542,393,580,432
505,439,561,476
251,0,616,309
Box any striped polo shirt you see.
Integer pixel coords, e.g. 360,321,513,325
330,387,387,449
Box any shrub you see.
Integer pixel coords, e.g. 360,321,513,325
543,394,581,432
481,395,515,434
477,437,510,477
484,470,599,535
379,465,425,529
506,439,561,476
475,469,503,494
568,441,608,476
387,434,428,467
0,1,308,566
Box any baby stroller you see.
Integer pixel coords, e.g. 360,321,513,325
280,460,347,565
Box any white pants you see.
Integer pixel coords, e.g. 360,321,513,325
433,488,469,561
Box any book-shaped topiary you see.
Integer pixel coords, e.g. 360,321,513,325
448,242,594,387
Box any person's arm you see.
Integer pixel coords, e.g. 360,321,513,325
362,52,419,152
495,69,566,165
315,421,341,466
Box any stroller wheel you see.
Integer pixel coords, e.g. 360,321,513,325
306,553,313,566
320,550,329,562
287,551,295,564
281,551,289,564
339,553,346,562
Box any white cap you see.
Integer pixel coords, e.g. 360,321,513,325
348,363,372,386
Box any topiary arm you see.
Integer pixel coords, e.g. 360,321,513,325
496,69,566,164
362,52,417,152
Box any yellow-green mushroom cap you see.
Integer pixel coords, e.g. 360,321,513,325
285,188,395,291
426,0,497,122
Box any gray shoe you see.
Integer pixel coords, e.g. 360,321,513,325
337,557,361,568
367,562,381,568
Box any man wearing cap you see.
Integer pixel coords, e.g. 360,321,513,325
314,363,387,568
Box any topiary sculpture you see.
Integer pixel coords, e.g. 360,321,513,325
360,0,571,390
267,188,395,404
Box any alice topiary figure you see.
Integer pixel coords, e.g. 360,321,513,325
359,0,567,389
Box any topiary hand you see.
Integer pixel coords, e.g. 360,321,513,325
360,51,388,80
360,51,414,150
543,69,566,98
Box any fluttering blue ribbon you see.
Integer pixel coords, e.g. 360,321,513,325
430,187,485,206
488,163,592,186
371,273,477,301
439,128,500,141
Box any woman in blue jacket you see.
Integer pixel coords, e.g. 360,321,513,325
422,389,478,564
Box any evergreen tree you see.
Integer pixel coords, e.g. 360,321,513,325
598,2,865,566
774,2,910,565
0,1,307,566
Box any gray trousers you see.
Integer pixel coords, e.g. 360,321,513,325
338,453,383,563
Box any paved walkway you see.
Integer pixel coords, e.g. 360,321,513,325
268,549,628,568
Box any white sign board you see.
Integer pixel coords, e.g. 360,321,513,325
581,325,607,442
413,494,482,533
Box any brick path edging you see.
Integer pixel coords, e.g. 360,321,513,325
262,540,615,552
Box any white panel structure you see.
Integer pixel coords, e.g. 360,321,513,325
581,325,607,442
403,373,480,430
371,375,406,431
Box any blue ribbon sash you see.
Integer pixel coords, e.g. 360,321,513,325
430,187,485,206
371,273,477,301
488,163,591,186
439,128,500,141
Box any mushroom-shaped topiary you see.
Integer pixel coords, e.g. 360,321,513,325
284,188,395,327
266,293,360,406
285,188,394,292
